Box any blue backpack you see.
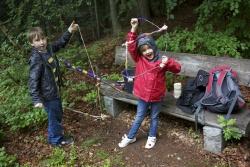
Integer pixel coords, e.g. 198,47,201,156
191,65,246,130
199,65,245,119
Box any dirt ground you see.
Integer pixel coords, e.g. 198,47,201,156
3,104,250,167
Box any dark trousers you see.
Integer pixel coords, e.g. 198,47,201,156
43,98,63,144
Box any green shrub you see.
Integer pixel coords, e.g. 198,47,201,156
0,147,18,167
217,116,242,141
103,73,123,81
83,90,97,104
0,56,47,131
157,27,246,58
40,148,66,167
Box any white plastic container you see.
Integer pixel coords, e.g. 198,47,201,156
173,82,182,99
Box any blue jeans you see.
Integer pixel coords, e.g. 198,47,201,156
127,99,161,139
43,98,63,145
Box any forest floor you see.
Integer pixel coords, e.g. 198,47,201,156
3,0,250,166
3,97,250,166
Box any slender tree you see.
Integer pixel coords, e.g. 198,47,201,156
109,0,121,35
137,0,150,18
94,0,100,38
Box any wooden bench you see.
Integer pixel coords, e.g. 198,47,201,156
101,46,250,154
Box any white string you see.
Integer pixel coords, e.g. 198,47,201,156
77,26,96,77
141,18,161,29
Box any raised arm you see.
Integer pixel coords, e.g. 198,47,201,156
51,22,78,53
127,18,140,62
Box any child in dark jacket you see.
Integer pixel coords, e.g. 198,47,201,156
118,18,181,149
27,22,78,146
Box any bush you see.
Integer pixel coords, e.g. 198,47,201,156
0,47,47,131
157,27,246,58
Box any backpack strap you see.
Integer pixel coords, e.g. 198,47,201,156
216,68,231,97
205,72,214,95
225,90,237,120
193,101,204,131
194,104,202,131
206,65,232,96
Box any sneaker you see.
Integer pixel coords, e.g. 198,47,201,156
145,136,156,149
118,134,136,148
51,137,74,147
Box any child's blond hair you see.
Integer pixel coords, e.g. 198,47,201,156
27,27,45,43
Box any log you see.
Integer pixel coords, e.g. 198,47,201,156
115,46,250,86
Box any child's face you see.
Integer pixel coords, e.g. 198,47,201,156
140,44,154,60
31,35,47,52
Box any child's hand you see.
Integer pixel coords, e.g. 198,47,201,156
34,103,43,108
130,18,138,32
159,25,168,32
68,21,79,33
159,56,169,68
162,55,168,64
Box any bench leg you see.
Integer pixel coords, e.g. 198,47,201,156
203,126,225,154
103,96,122,117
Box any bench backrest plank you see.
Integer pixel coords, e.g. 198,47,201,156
115,46,250,86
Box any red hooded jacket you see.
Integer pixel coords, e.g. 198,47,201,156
127,32,181,102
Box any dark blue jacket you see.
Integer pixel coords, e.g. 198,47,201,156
28,31,71,104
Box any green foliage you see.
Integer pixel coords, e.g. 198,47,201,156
163,0,186,20
188,128,201,144
96,150,109,160
165,73,185,91
117,0,137,22
57,44,89,67
157,27,246,58
83,90,97,104
40,146,82,166
0,147,18,167
217,115,242,141
40,147,66,167
103,73,123,81
81,137,102,149
0,50,47,131
164,0,177,20
195,0,250,58
68,145,78,166
165,73,174,91
61,80,93,107
4,0,84,37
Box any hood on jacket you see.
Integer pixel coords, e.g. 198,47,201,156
136,34,160,62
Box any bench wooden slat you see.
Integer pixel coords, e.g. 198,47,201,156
101,82,250,135
115,46,250,86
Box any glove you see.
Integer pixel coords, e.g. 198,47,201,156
34,103,43,108
68,21,79,33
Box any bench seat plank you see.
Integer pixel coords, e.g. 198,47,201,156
101,82,250,135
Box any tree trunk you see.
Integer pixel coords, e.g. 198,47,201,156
137,0,150,19
109,0,121,36
94,0,100,38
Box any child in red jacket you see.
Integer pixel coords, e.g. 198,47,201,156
118,18,181,149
